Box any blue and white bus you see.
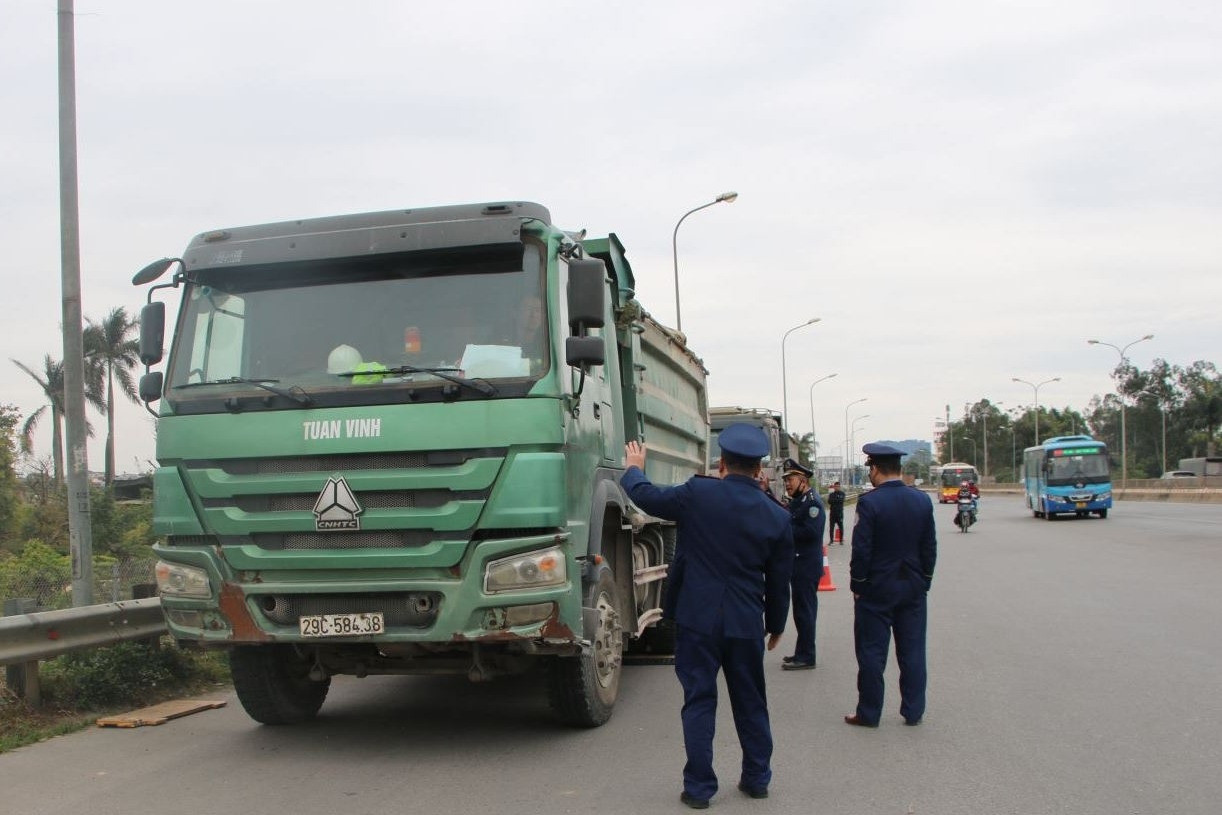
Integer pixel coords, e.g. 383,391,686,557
1021,435,1113,520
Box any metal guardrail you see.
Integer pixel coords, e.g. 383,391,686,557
0,598,167,707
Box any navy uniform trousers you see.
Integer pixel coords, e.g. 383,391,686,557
788,489,825,665
790,546,822,664
675,623,771,798
853,577,928,723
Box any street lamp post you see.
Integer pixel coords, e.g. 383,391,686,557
1088,334,1154,487
781,317,821,431
671,191,737,333
979,401,1001,481
1012,376,1061,447
850,414,871,485
843,397,867,484
959,436,977,468
807,373,838,462
1136,388,1167,476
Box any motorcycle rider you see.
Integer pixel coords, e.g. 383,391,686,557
954,480,978,528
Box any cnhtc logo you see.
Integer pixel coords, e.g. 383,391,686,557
313,477,363,531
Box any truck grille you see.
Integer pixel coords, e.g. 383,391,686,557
214,489,485,513
252,530,466,550
256,592,442,628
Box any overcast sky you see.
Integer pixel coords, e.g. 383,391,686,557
3,0,1219,474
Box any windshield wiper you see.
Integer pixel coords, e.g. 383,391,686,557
335,364,497,396
174,377,313,406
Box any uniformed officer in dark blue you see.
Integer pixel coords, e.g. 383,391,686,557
621,423,794,808
779,458,826,671
845,442,937,728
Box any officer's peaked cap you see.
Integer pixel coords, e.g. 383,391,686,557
718,423,770,460
862,441,906,462
782,458,813,478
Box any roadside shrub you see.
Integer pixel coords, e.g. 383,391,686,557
41,641,230,711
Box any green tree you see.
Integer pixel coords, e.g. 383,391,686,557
11,355,105,486
84,308,142,487
0,404,22,543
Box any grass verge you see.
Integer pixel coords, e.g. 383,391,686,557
1,639,230,753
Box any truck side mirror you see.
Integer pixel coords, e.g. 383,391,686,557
139,371,163,404
567,259,606,332
139,302,166,366
566,336,605,367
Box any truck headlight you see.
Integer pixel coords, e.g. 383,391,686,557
484,547,566,593
1096,491,1112,501
155,560,211,598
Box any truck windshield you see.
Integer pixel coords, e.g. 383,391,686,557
165,242,547,412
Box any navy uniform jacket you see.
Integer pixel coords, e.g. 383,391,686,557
827,488,846,516
789,488,826,577
621,469,794,639
849,480,937,596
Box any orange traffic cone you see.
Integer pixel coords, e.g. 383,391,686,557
817,543,838,592
833,527,842,543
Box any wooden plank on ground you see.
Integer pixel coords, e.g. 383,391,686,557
96,699,227,728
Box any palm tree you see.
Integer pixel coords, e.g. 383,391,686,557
12,355,105,485
84,307,141,486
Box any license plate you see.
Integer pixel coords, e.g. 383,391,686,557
1075,502,1087,508
299,612,385,638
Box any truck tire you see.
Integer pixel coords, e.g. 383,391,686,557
1097,508,1108,519
229,645,330,725
548,568,622,727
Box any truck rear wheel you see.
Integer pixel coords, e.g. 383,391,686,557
229,645,330,725
547,568,622,727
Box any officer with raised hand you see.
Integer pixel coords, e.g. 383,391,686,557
621,423,794,809
779,458,825,671
845,442,937,728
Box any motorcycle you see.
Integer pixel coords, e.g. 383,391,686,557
954,495,977,532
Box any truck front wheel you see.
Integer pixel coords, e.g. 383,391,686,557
229,645,330,725
547,568,622,727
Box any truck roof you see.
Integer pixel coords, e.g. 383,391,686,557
181,201,550,272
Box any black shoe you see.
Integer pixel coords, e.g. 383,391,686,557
781,655,796,663
680,792,710,809
781,660,815,671
904,717,922,726
738,781,769,799
844,714,879,728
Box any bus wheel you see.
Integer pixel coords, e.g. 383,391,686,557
1097,508,1108,519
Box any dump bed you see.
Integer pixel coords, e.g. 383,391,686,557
584,235,709,485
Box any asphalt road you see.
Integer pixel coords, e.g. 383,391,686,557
3,498,1220,815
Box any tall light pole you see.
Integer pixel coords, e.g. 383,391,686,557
980,401,1001,481
807,372,838,462
843,397,867,484
781,317,821,431
58,0,94,605
1088,334,1154,487
850,414,871,485
1012,377,1060,448
1136,388,1167,476
959,436,977,468
671,191,737,333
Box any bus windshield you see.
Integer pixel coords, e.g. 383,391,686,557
1046,450,1110,485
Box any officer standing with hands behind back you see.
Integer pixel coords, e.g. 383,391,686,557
845,442,937,728
780,458,825,671
620,424,793,809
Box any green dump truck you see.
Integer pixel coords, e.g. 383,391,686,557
708,406,797,500
133,201,708,726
